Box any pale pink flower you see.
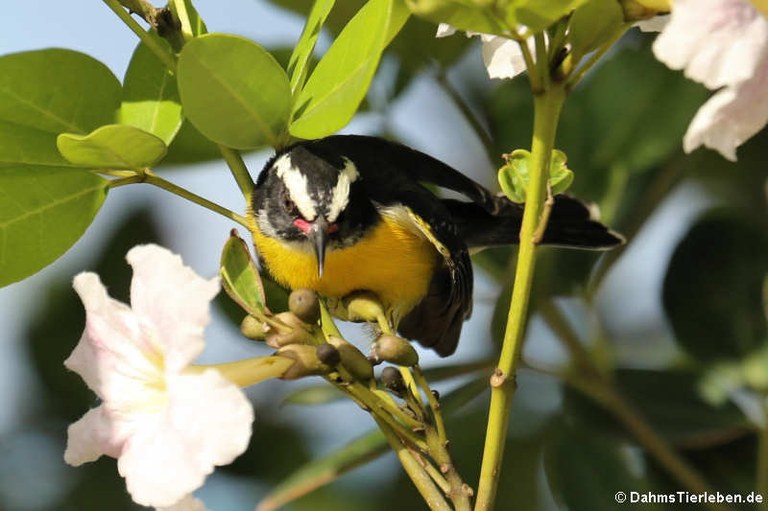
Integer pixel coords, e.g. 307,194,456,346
64,244,253,509
651,0,768,160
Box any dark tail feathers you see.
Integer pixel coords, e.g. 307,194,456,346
443,194,624,250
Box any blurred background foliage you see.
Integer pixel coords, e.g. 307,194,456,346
1,0,767,510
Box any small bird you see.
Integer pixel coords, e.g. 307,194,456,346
250,135,621,356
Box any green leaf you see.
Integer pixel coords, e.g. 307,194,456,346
57,124,167,169
0,121,69,167
0,49,120,135
288,0,336,95
405,0,507,35
513,0,590,32
569,0,625,60
584,46,709,174
257,430,388,511
119,37,183,145
0,167,108,286
406,0,587,35
177,34,292,149
663,211,768,363
289,0,409,139
498,148,574,202
220,230,269,316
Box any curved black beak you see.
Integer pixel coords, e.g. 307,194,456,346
309,216,330,278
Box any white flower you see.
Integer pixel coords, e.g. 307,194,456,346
436,23,533,79
64,244,254,509
651,0,768,160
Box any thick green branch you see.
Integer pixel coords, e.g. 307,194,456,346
475,85,566,511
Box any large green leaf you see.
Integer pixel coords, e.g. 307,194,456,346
287,0,336,95
57,124,167,169
406,0,586,35
663,211,768,363
0,167,108,286
0,50,121,168
568,0,625,61
177,34,292,149
0,49,120,135
0,121,68,167
289,0,409,139
119,37,183,145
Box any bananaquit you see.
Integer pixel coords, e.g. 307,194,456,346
250,135,621,356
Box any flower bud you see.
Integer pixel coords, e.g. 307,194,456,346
327,335,374,382
381,366,406,396
370,334,419,367
265,312,314,348
288,289,321,324
240,315,268,340
277,344,332,380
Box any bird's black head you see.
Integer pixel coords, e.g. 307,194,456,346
252,142,378,275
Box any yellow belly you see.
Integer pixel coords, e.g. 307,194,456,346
250,216,438,317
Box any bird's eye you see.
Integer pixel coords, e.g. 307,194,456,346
280,190,300,217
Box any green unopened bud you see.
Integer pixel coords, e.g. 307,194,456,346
265,312,314,348
327,335,374,382
381,366,406,396
370,334,419,367
289,289,321,324
343,291,386,323
240,315,268,340
277,344,332,380
316,343,341,367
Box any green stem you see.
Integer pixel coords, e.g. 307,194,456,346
192,356,293,387
102,0,177,71
109,171,249,227
218,145,255,200
374,417,452,511
758,399,768,511
474,85,566,511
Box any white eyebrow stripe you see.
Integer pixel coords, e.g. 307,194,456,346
274,154,317,220
327,157,359,223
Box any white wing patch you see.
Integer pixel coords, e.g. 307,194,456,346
327,158,359,223
274,154,317,220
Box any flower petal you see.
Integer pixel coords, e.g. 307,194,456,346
127,245,219,371
653,0,768,89
683,60,768,160
64,406,131,465
481,36,529,80
68,273,163,404
117,369,252,508
436,23,456,38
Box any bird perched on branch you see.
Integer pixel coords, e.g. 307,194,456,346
249,135,622,356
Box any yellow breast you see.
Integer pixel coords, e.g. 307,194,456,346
250,215,439,317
